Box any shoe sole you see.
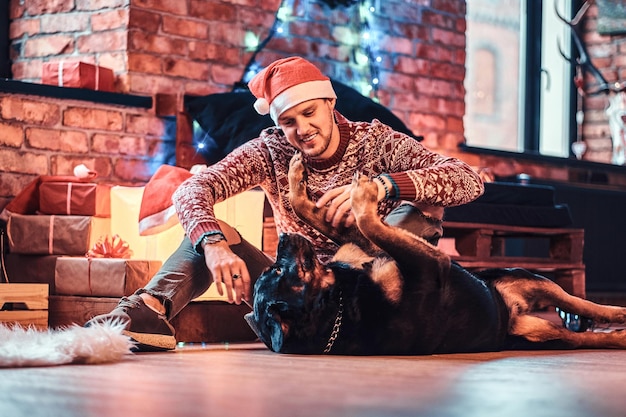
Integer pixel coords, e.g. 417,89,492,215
124,330,177,351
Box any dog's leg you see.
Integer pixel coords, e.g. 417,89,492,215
495,273,626,325
287,153,370,248
350,175,450,270
496,272,626,348
509,314,626,349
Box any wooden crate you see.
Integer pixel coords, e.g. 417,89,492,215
443,221,586,298
0,283,49,329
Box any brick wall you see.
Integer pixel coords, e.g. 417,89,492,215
8,0,467,151
0,93,174,209
579,4,626,164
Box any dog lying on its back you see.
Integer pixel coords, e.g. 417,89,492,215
248,154,626,355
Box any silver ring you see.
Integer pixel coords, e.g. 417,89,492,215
232,273,240,280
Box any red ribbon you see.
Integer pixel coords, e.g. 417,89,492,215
86,234,133,259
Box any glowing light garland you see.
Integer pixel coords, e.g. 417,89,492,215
197,0,382,151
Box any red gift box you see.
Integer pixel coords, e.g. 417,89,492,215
39,182,111,217
42,61,115,92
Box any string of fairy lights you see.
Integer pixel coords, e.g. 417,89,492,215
239,0,382,100
197,0,382,153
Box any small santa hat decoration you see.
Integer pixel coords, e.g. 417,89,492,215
248,56,337,124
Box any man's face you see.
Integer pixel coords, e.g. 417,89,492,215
277,98,338,160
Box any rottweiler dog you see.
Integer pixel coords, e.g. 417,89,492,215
247,154,626,355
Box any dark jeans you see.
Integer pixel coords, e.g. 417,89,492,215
139,203,443,320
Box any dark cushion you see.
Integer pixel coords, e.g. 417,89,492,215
444,182,573,228
184,79,421,164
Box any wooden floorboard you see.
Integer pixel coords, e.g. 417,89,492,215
2,340,626,417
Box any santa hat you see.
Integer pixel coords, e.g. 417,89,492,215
248,56,337,124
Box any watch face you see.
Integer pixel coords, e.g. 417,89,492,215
202,234,224,245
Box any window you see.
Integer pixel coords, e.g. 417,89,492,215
465,0,574,158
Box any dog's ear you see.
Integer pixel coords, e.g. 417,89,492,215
265,301,291,352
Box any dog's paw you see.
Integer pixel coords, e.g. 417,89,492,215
350,175,379,218
288,152,308,198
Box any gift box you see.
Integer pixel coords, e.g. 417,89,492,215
3,254,62,293
39,182,111,217
54,258,162,297
42,61,115,92
6,214,110,255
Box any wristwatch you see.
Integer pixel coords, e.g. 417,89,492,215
201,233,225,248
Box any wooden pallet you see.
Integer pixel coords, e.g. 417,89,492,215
443,221,586,298
0,283,49,329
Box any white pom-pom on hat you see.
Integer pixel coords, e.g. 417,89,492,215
254,98,270,115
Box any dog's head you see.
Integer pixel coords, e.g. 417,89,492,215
249,233,337,353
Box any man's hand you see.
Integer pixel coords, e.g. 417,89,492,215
202,240,251,304
315,184,355,228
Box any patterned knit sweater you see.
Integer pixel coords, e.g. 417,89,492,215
173,111,484,261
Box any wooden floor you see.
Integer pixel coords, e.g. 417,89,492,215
2,338,626,417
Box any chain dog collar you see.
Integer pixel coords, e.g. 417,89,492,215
323,290,343,354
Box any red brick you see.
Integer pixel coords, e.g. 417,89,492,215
0,174,38,200
51,155,113,178
26,128,89,153
92,133,120,154
77,31,127,53
189,1,237,21
92,133,149,156
0,122,24,147
126,114,166,137
25,0,74,16
128,9,161,32
132,0,188,16
9,2,25,19
126,73,185,95
238,8,277,28
183,81,224,96
447,116,464,134
98,52,127,75
91,10,129,32
422,10,455,29
210,64,244,87
40,13,90,33
63,107,123,131
129,32,189,55
379,35,412,55
208,22,246,46
188,42,240,65
433,28,464,48
113,158,154,183
0,149,49,175
408,113,446,131
78,0,127,10
0,97,61,126
23,35,74,57
162,15,210,39
163,57,209,80
128,52,162,74
9,19,41,38
9,61,41,81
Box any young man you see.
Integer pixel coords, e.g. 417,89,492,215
87,56,485,350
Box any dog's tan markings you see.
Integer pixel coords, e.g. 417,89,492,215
332,243,402,304
370,258,403,304
332,243,374,267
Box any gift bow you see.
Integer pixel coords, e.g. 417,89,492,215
86,234,133,259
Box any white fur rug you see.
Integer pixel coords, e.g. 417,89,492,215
0,320,134,368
